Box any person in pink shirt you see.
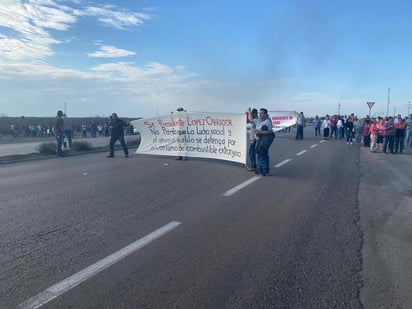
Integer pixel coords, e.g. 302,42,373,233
369,119,379,152
376,117,385,152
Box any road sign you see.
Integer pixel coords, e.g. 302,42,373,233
367,102,375,109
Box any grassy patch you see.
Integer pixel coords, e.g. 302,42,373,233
37,142,56,155
71,141,92,151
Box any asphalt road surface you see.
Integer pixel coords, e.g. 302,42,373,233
1,129,411,308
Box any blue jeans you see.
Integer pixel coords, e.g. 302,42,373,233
337,127,343,139
248,141,256,168
346,130,353,142
257,151,269,174
330,127,337,138
406,129,412,147
56,134,63,155
383,135,394,153
295,125,304,139
64,130,73,148
394,136,404,153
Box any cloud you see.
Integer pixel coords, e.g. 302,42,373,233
80,4,151,30
0,0,75,61
0,1,152,62
87,45,136,58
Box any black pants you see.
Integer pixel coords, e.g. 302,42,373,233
323,128,330,138
109,135,129,156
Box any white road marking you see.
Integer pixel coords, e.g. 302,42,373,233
19,221,181,309
296,150,307,156
310,144,318,148
223,176,261,196
320,140,325,143
275,159,292,168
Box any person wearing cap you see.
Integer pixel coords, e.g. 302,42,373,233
175,107,187,161
107,113,129,158
55,110,65,156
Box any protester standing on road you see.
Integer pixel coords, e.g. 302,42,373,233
248,108,273,176
394,117,406,154
383,117,395,154
107,113,129,158
345,116,355,145
295,111,305,140
246,108,258,171
314,115,321,137
55,110,65,156
369,119,379,152
406,114,412,147
175,107,188,161
81,124,87,138
322,115,331,139
62,113,73,148
330,115,337,139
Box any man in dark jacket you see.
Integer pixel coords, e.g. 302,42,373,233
55,110,65,156
107,113,129,158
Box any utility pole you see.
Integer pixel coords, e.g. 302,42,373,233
338,102,341,115
64,102,67,114
407,101,411,115
386,88,390,117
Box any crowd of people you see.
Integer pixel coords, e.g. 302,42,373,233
9,118,135,139
51,111,131,157
245,110,411,176
313,113,412,154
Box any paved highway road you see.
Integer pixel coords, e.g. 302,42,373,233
1,130,411,308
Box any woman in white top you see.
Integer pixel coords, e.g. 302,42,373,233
322,115,331,140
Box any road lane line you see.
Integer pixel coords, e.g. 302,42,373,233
310,144,318,148
19,221,181,309
223,176,260,196
296,150,307,156
275,159,292,168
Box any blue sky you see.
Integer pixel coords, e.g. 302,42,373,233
1,0,412,118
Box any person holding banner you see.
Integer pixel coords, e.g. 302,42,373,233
246,108,258,171
175,107,188,161
248,108,273,176
295,111,306,140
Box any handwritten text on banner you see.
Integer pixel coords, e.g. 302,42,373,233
131,112,247,164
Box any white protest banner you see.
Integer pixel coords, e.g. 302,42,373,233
130,112,247,164
268,111,299,132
